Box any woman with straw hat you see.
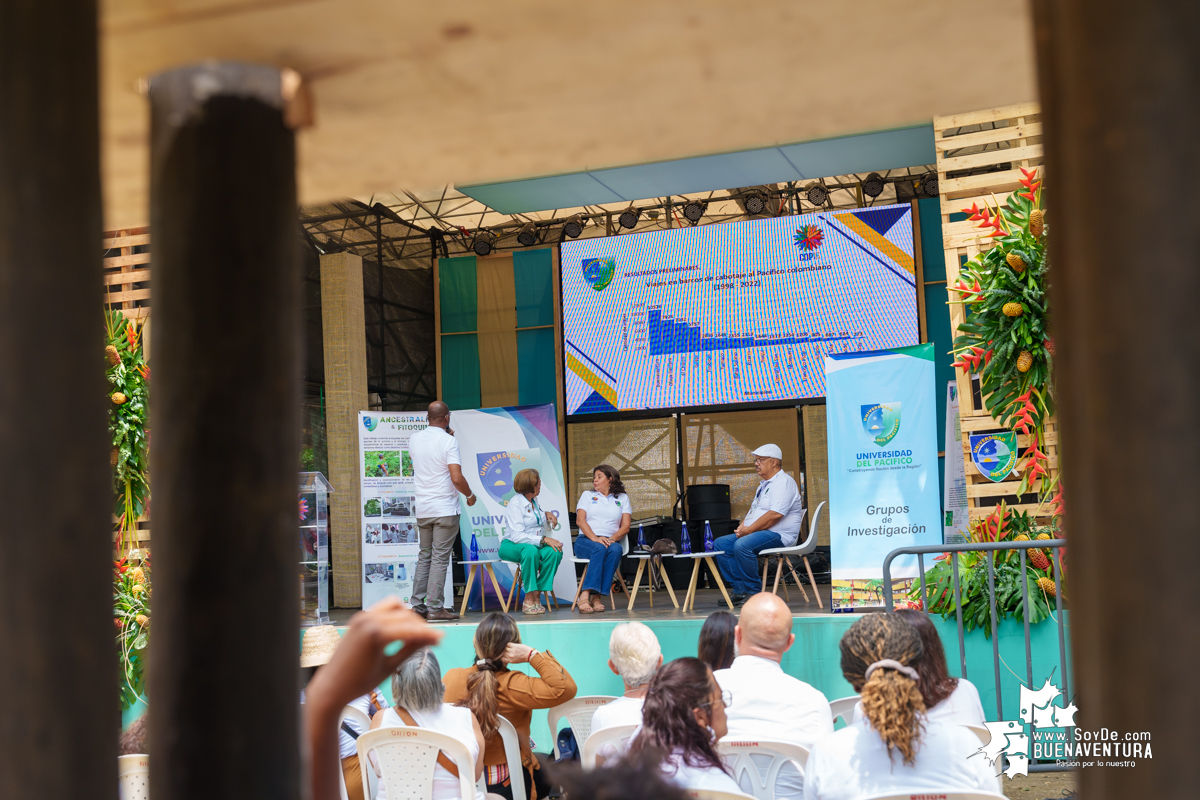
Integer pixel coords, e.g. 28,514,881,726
301,625,389,800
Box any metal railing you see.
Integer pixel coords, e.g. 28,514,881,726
882,538,1068,773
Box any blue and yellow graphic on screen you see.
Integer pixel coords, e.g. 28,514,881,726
560,204,918,415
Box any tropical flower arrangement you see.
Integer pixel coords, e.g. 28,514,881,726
114,550,151,709
106,310,150,553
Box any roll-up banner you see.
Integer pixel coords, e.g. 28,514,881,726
943,381,970,545
825,343,942,611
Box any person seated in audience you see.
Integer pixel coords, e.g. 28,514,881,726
549,751,688,800
118,715,148,756
590,622,662,765
626,657,742,794
803,613,999,800
443,612,577,800
696,610,737,672
715,593,832,800
370,648,502,800
501,468,564,615
712,444,806,606
894,608,987,727
574,464,632,613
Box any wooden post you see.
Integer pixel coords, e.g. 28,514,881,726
0,1,116,797
1033,1,1200,797
148,63,300,799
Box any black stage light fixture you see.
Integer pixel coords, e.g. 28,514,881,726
921,173,940,198
517,223,538,247
743,192,767,215
563,214,584,239
471,230,497,256
618,206,640,229
804,182,829,207
682,199,706,224
862,172,885,198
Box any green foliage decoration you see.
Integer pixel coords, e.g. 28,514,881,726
106,310,150,553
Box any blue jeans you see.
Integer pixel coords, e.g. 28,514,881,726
573,536,624,595
714,530,784,595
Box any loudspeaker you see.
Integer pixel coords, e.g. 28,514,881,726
685,484,731,521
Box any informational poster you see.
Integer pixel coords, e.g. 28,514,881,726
825,344,942,611
451,404,576,606
943,382,970,545
357,411,452,608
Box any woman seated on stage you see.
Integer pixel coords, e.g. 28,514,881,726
894,608,987,727
626,657,742,794
696,610,737,672
803,613,998,800
573,464,632,613
444,612,577,800
500,468,563,615
370,648,500,800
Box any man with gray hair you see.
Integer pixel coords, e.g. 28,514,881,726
713,443,806,606
590,621,663,751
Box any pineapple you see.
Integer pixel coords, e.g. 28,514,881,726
1006,252,1026,272
130,566,146,585
1044,337,1056,355
1036,532,1051,540
1037,576,1056,597
111,392,127,405
1029,209,1044,238
110,447,120,467
135,614,149,628
105,345,121,366
1003,302,1024,317
1014,534,1030,541
1016,351,1033,372
132,584,146,596
1029,549,1051,571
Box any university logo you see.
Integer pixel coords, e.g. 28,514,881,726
477,451,526,506
970,431,1018,482
582,258,616,291
861,403,901,447
794,224,824,251
362,416,378,432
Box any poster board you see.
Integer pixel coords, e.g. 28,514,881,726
943,381,970,545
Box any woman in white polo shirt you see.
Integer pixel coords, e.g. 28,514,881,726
574,464,632,613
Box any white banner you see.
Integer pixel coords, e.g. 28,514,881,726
943,381,970,545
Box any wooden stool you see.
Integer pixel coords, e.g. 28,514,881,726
504,563,560,611
626,553,679,611
457,559,509,616
676,552,735,611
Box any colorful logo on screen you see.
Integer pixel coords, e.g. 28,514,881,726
362,416,378,432
794,225,824,251
970,432,1019,482
861,403,902,447
582,258,616,291
477,451,526,505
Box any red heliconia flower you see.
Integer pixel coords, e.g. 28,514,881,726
962,202,982,221
1019,167,1040,189
137,364,152,382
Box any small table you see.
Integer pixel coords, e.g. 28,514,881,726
676,552,735,611
626,552,679,611
458,559,509,616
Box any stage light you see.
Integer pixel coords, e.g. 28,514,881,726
743,192,767,215
563,214,584,239
682,199,706,224
862,172,885,198
471,230,497,256
618,207,640,229
804,182,829,206
920,173,940,197
516,223,538,247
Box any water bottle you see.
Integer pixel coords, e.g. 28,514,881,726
681,521,692,555
469,532,479,561
703,520,715,552
637,524,648,550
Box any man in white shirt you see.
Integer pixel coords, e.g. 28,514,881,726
408,401,476,622
713,443,806,604
716,593,833,800
591,622,663,764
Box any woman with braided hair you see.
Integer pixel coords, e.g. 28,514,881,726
443,612,577,800
803,613,999,800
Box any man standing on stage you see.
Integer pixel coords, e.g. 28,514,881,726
713,443,806,607
409,401,476,621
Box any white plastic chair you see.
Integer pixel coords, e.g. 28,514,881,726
339,705,375,800
118,753,150,800
685,790,757,800
357,726,476,800
569,534,630,610
829,695,859,725
581,723,638,769
858,793,1006,800
717,739,810,800
476,715,526,800
547,696,616,758
758,501,824,608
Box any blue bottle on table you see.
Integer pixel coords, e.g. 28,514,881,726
469,532,479,561
637,524,647,550
703,520,714,552
681,521,692,555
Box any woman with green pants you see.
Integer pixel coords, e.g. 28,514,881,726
500,468,564,615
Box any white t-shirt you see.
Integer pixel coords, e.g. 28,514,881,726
374,704,484,800
408,426,462,518
576,491,632,539
661,750,744,795
743,470,806,547
591,695,645,733
803,717,999,800
503,494,546,546
851,679,987,729
716,656,833,799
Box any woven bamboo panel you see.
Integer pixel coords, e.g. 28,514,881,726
103,227,151,319
935,103,1057,523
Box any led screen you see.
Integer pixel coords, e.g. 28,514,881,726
561,204,919,415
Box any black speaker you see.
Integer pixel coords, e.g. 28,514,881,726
686,484,731,521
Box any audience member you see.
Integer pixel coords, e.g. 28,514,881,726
574,464,632,613
627,657,742,794
370,648,501,800
443,612,577,800
501,469,564,615
696,610,737,672
590,622,662,764
549,751,688,800
803,613,998,800
118,715,148,756
716,593,832,799
894,608,986,727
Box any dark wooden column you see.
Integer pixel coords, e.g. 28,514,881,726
0,1,117,798
148,64,301,800
1033,1,1200,797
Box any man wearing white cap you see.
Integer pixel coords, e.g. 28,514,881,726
713,443,806,606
